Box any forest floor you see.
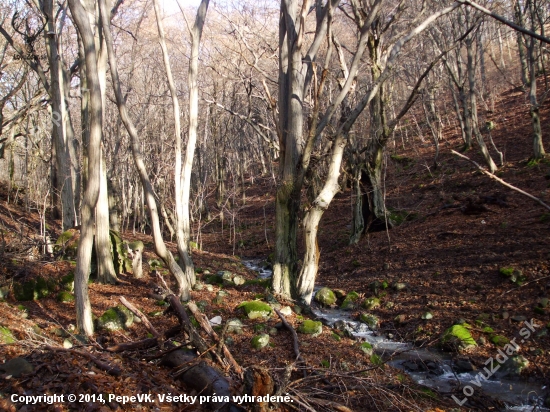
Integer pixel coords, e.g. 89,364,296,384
1,81,550,412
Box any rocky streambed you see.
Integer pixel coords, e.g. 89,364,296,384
243,259,550,411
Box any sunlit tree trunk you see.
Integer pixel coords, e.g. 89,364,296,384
69,0,103,336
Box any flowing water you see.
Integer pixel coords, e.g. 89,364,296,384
243,259,549,411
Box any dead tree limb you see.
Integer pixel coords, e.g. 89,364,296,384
44,345,121,376
274,308,304,364
119,296,160,338
166,294,210,354
187,301,243,377
107,337,158,352
451,150,550,211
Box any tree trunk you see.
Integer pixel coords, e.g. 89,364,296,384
466,33,497,173
349,165,366,245
296,133,346,304
95,151,117,284
527,2,545,160
69,0,103,336
43,0,76,230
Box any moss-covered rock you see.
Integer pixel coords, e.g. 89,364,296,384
314,287,336,307
340,291,360,310
55,229,79,258
359,342,373,356
0,326,16,344
298,320,323,337
57,291,75,303
238,301,272,319
362,297,381,310
360,313,379,329
496,355,529,377
35,276,53,299
128,240,144,252
251,334,270,349
60,272,75,292
490,334,509,347
96,305,134,331
227,318,244,334
441,324,477,350
0,286,10,299
14,280,36,301
499,267,527,285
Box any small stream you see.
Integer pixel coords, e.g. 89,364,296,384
243,259,549,411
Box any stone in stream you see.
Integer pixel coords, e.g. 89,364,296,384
453,359,476,373
495,355,529,378
340,291,360,310
314,287,337,307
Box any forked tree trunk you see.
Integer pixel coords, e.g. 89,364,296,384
99,0,190,300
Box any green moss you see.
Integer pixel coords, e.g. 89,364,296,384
360,342,373,355
331,333,341,341
360,313,379,329
205,275,224,285
60,272,75,292
57,291,75,303
96,305,134,331
35,277,52,299
128,241,144,252
314,287,337,306
253,323,266,333
244,278,271,288
0,326,16,344
370,354,384,367
297,320,322,337
482,326,495,334
238,301,272,319
362,297,381,310
14,280,36,301
442,324,477,349
340,291,360,310
490,335,509,347
251,334,270,349
499,267,514,277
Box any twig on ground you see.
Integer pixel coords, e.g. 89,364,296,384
274,308,304,364
500,275,550,297
44,345,121,376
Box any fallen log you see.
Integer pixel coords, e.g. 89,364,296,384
161,348,243,412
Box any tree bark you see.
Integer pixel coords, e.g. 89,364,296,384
69,0,104,336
